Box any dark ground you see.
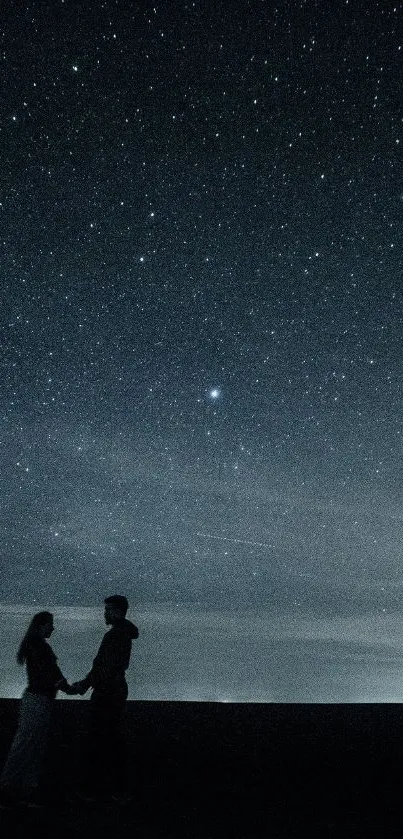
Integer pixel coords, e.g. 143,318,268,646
1,699,403,837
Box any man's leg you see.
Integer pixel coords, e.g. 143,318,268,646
82,688,128,799
113,701,129,797
80,695,108,797
106,689,128,798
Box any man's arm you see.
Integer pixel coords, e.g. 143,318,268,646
71,625,138,693
69,635,108,694
70,673,93,694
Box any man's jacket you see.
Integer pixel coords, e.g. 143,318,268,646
82,618,139,692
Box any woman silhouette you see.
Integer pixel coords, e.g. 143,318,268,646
0,610,76,807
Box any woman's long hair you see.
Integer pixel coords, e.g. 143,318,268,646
16,611,53,665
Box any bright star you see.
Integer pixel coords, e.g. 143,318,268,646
209,388,220,400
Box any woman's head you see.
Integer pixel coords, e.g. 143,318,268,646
16,611,54,665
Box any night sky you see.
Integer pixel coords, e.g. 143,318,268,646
1,0,403,700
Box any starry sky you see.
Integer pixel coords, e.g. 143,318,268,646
1,0,403,700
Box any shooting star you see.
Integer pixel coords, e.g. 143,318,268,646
197,532,272,549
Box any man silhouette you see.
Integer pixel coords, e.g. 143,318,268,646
72,595,139,801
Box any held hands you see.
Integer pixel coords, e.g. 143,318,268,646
63,683,80,696
70,680,88,696
55,678,88,695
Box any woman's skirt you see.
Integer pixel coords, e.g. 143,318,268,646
0,688,53,795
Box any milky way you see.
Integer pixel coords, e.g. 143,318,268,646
1,2,403,699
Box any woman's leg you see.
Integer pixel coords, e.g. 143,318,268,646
0,690,53,798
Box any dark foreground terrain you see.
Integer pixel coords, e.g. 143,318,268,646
1,699,403,837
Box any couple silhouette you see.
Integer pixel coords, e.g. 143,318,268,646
0,595,139,807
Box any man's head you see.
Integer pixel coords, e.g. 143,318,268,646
104,594,128,624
